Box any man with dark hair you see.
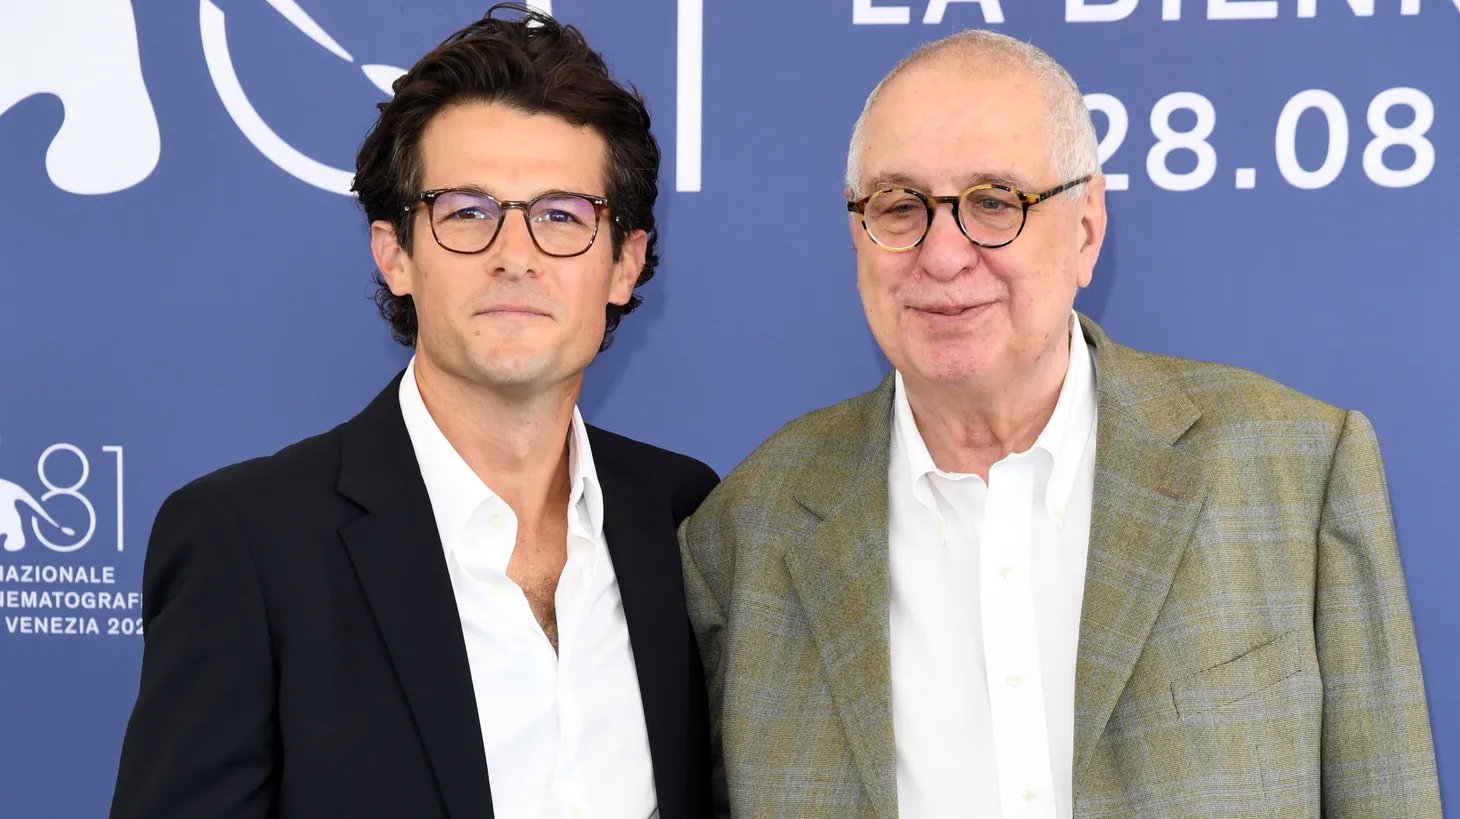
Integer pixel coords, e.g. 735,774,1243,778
110,6,717,819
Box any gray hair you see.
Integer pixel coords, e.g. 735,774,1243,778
845,30,1100,199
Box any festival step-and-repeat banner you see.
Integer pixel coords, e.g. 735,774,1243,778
2,1,1456,816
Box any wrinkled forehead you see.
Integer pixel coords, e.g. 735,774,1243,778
859,61,1055,193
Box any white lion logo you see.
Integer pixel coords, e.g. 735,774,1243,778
0,477,76,553
0,0,161,194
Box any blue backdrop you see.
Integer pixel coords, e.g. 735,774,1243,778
1,1,1455,815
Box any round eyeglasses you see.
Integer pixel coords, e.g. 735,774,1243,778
847,176,1091,251
406,188,611,258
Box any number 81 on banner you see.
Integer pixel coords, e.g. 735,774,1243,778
1084,88,1434,191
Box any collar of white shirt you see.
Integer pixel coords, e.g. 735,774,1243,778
396,356,605,568
891,312,1097,530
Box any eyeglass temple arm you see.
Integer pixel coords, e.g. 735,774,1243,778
1023,175,1094,205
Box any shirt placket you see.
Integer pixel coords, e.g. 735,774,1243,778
982,454,1057,819
552,499,605,819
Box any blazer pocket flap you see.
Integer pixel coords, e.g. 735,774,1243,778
1171,630,1308,718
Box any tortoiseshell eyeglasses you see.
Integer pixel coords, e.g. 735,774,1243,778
847,177,1091,251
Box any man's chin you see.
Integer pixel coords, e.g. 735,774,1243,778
899,352,1001,388
470,359,552,389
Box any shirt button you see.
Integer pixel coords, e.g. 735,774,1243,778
488,513,506,529
1022,788,1038,802
934,521,944,540
998,564,1014,580
1006,673,1023,689
571,806,586,819
1050,505,1065,520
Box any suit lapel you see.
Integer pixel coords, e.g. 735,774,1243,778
1072,317,1208,778
769,321,1208,808
591,430,694,819
336,374,494,819
785,377,898,819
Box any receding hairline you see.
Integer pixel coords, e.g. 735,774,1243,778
891,38,1048,81
846,31,1099,198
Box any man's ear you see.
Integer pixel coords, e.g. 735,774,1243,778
608,228,649,306
371,220,415,297
1075,175,1108,289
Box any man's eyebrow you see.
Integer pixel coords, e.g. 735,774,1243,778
422,184,598,200
865,171,927,192
957,170,1035,191
423,182,494,196
862,169,1037,194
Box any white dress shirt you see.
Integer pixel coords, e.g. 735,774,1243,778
889,313,1098,819
398,358,657,819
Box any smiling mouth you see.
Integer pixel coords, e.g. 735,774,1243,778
912,302,991,318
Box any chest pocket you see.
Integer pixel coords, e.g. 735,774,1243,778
1170,629,1310,718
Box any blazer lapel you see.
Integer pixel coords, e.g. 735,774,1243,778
336,374,494,819
784,376,898,819
1072,316,1209,778
591,431,696,819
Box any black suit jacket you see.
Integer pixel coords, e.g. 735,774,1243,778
110,375,720,819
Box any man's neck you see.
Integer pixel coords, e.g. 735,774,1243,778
412,355,579,523
903,330,1072,481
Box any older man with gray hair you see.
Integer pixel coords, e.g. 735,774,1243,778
679,29,1441,819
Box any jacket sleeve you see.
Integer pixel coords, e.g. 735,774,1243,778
679,500,731,819
1315,410,1442,818
110,481,278,819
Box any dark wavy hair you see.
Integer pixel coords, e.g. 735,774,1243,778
353,3,660,351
